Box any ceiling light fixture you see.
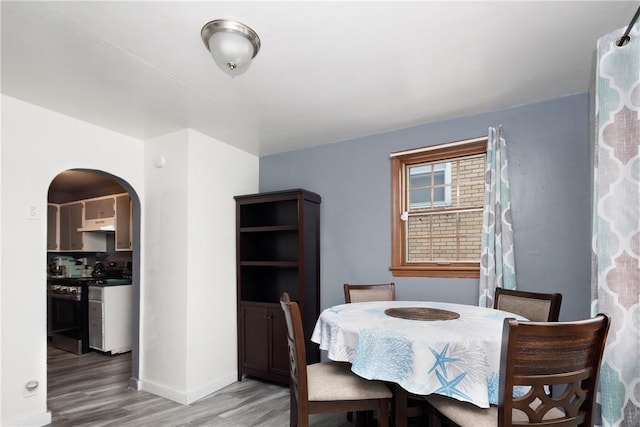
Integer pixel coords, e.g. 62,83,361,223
201,19,261,77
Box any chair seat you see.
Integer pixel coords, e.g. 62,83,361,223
307,362,392,402
426,394,566,427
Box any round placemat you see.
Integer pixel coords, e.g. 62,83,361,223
384,307,460,321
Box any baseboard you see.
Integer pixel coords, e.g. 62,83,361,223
139,379,188,405
128,376,140,390
12,410,52,427
186,372,238,404
139,371,238,405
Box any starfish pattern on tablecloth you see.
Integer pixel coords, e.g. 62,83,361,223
428,343,459,377
434,369,471,400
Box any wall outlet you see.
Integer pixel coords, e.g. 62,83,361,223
24,380,39,397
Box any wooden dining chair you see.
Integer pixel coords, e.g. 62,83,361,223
343,283,396,304
343,282,397,423
424,314,610,427
493,287,562,321
279,292,392,427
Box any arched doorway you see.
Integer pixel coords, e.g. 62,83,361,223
46,169,141,407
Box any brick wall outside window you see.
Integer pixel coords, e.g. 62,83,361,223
407,155,484,262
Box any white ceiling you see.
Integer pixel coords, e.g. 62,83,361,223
1,1,637,156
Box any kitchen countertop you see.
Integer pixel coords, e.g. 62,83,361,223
89,279,132,287
48,277,131,286
48,276,94,282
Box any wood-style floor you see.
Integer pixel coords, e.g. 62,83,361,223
47,345,355,426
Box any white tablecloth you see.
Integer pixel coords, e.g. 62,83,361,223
311,301,526,408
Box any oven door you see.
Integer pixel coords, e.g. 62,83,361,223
50,293,80,334
49,291,89,354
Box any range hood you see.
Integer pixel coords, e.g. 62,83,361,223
77,218,115,232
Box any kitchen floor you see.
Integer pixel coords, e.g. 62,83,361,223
47,346,361,426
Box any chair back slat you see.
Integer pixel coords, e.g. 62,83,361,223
498,314,610,427
494,288,562,321
344,283,395,303
280,293,309,412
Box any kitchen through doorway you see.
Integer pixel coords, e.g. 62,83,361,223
46,168,141,416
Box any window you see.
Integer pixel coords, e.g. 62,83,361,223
390,137,487,278
408,162,452,209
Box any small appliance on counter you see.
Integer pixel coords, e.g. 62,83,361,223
50,256,85,278
92,262,107,279
90,261,131,285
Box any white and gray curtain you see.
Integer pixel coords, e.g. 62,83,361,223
478,126,516,308
591,23,639,427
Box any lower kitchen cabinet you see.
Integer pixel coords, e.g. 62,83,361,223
238,302,290,384
88,285,132,355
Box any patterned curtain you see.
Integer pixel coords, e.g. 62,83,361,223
478,126,516,308
591,23,639,427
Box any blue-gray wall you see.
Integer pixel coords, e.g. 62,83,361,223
260,93,591,321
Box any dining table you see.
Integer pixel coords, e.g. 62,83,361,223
310,300,527,426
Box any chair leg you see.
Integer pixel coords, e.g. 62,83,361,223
378,399,389,427
427,403,441,427
290,390,298,427
393,384,408,427
347,411,353,422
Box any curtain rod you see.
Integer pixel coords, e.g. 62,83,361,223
617,4,640,47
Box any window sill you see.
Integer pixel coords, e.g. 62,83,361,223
389,264,480,279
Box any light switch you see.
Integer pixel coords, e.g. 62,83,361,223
26,204,38,220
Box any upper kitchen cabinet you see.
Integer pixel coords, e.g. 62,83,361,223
48,193,132,253
58,202,106,252
235,189,321,385
47,204,59,251
115,195,132,251
79,195,116,232
84,197,115,220
59,203,81,250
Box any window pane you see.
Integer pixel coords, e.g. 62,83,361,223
431,213,457,237
408,162,452,210
407,215,430,262
409,165,431,187
458,156,485,208
459,182,484,208
409,189,431,209
406,210,482,263
457,157,485,184
459,211,482,261
432,237,457,262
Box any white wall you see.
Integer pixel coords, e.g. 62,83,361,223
140,130,190,398
185,129,258,400
0,95,259,425
0,95,144,426
140,129,258,404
